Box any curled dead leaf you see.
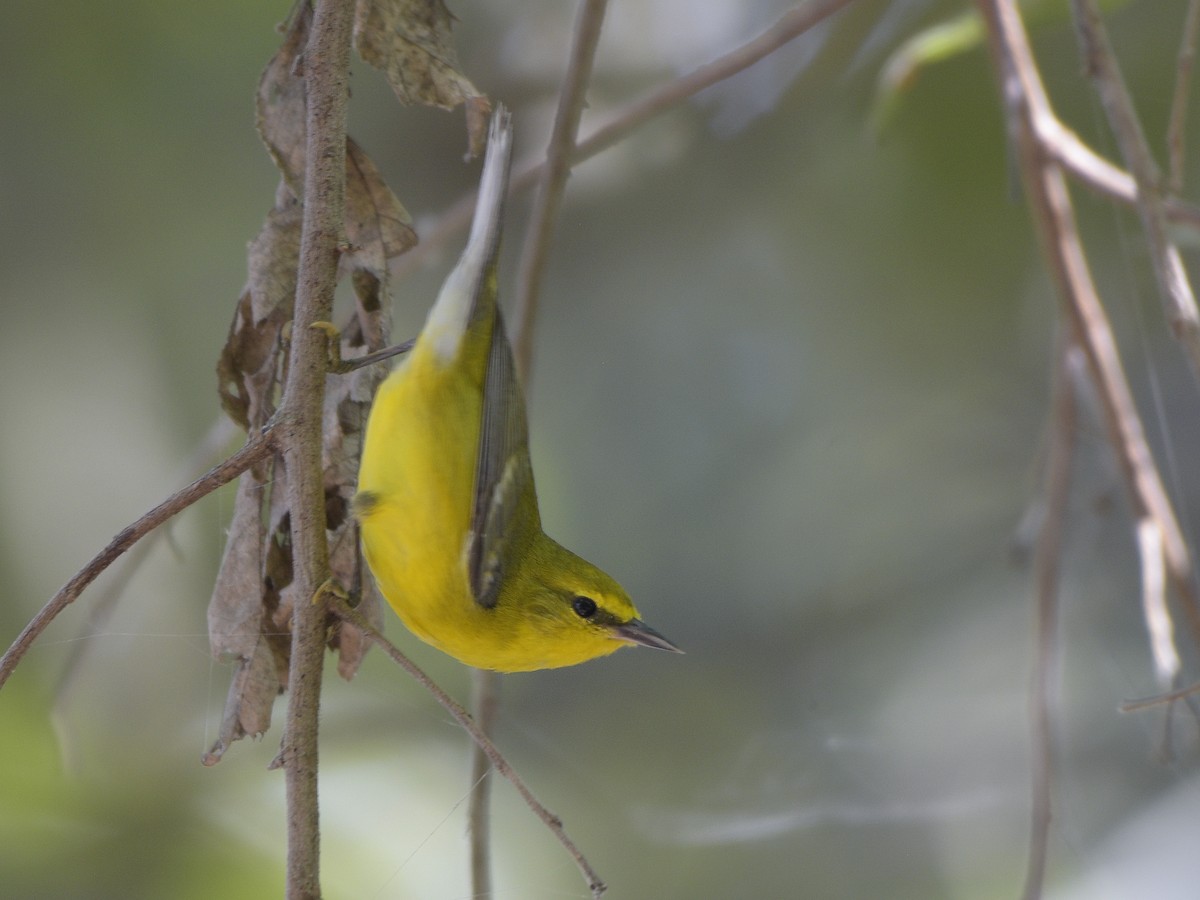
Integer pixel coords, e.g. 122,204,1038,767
258,5,416,278
205,471,290,762
344,138,417,276
354,0,486,111
216,186,299,430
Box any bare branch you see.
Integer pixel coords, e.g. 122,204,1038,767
1168,0,1200,194
1071,0,1200,378
467,667,501,898
976,0,1200,654
274,0,355,896
328,594,607,898
0,431,273,691
1042,118,1200,233
511,0,610,381
1122,679,1200,712
1136,517,1179,687
1022,336,1078,900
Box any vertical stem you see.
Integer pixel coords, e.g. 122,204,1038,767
511,0,611,379
1022,336,1077,900
277,1,355,897
1070,0,1200,380
467,668,501,897
1167,0,1200,194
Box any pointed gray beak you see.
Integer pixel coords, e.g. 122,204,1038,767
611,618,683,654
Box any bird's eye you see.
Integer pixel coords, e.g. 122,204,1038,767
572,596,597,619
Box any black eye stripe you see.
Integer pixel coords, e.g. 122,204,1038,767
572,596,597,619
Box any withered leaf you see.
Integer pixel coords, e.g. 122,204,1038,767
354,0,487,113
255,6,310,199
344,137,417,276
216,185,299,430
205,470,289,763
202,638,281,767
258,5,416,277
350,268,390,352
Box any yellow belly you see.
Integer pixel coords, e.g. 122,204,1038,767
357,344,483,656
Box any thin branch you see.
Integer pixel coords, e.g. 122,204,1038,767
976,0,1200,655
1070,0,1200,378
0,430,274,691
1043,118,1200,232
467,667,501,898
570,0,853,160
1167,0,1200,194
328,595,606,898
1137,517,1179,688
511,0,610,380
467,4,612,896
274,1,355,897
391,0,857,284
1022,336,1078,900
1122,679,1200,712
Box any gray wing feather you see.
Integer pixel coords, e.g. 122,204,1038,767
468,309,535,608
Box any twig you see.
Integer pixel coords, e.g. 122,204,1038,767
1121,679,1200,712
1022,336,1078,900
328,595,607,898
1070,0,1200,379
1042,119,1200,232
976,0,1200,657
511,0,610,380
467,667,500,898
1167,0,1200,194
274,1,355,896
391,0,857,284
466,3,613,897
1137,517,1180,687
570,0,853,160
0,431,273,691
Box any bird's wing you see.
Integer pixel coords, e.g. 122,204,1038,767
468,310,537,608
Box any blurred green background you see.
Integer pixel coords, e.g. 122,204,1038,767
4,0,1200,897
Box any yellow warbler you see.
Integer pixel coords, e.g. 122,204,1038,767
355,108,679,672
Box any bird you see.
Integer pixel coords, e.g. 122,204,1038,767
355,106,680,672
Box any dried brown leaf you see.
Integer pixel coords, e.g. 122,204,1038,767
256,7,310,199
333,570,384,681
345,138,418,276
354,0,487,113
258,6,416,277
216,187,300,430
463,94,492,159
350,268,390,351
208,475,267,663
205,471,289,762
202,639,281,766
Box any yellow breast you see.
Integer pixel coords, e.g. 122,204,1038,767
356,341,483,652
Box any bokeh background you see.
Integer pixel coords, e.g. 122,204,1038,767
5,0,1200,897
